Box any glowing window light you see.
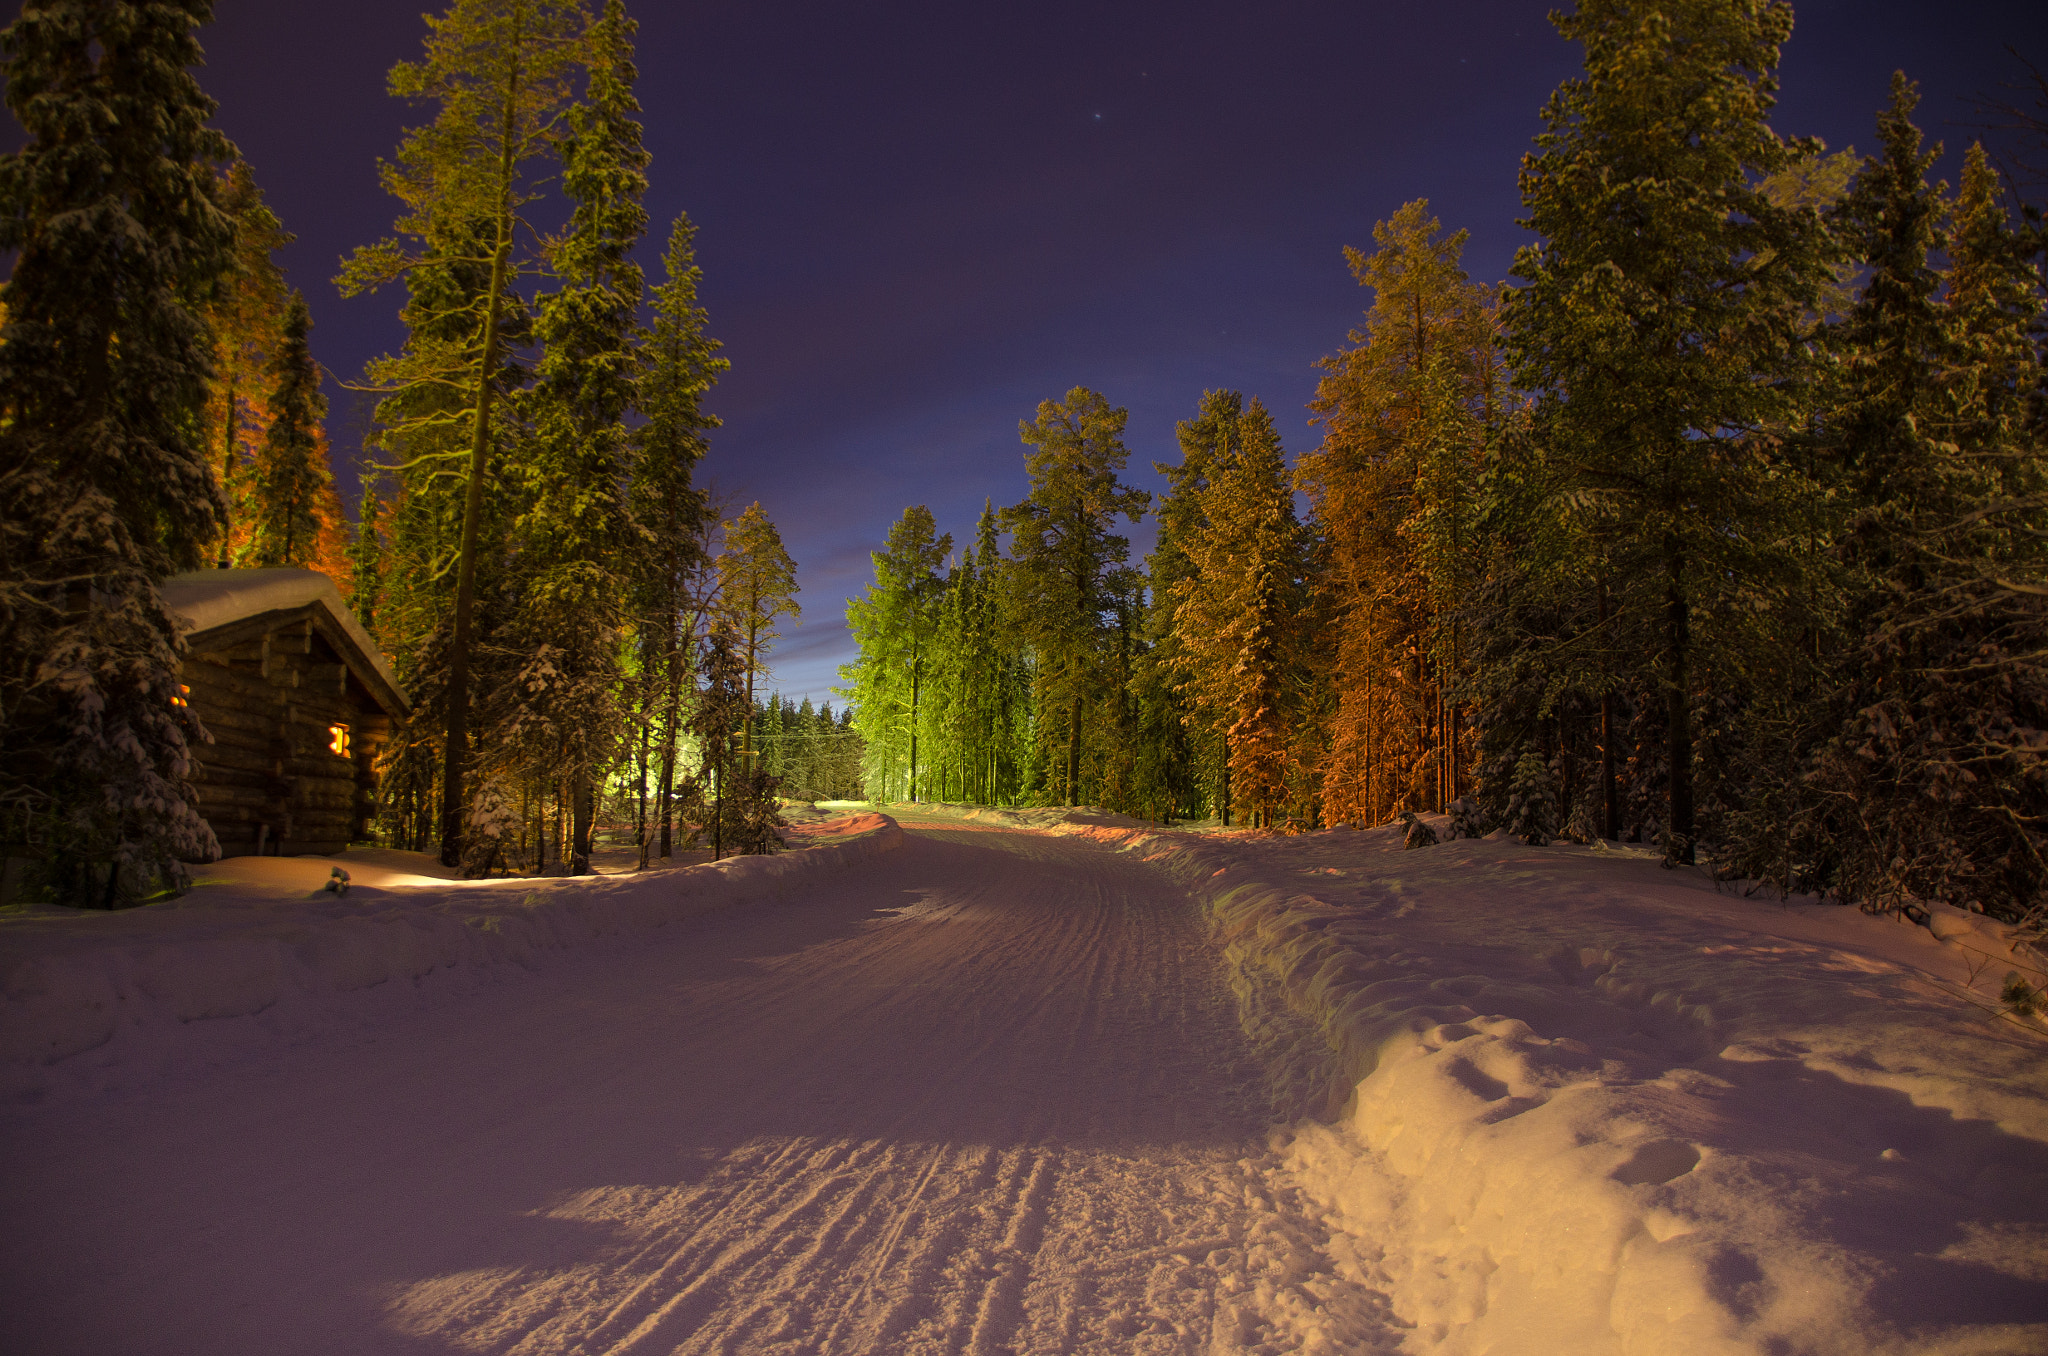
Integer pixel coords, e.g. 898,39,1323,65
172,684,190,708
329,724,351,757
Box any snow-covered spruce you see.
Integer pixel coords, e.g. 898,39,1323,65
0,0,236,904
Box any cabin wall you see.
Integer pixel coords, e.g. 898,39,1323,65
183,616,391,858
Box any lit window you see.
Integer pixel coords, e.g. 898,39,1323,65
329,724,351,757
172,684,190,708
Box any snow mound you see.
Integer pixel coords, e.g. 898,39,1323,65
0,815,904,1071
1030,816,2048,1355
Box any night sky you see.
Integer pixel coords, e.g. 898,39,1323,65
187,0,2041,706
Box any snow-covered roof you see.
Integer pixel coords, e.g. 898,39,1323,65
159,568,408,712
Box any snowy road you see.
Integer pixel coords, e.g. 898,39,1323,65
1,817,1383,1355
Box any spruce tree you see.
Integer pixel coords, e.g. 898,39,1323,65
689,620,750,859
1001,388,1149,806
348,485,387,631
1799,90,2048,921
0,0,237,902
1171,397,1309,827
246,291,332,568
1151,389,1239,820
493,0,646,875
1502,0,1833,864
632,212,725,858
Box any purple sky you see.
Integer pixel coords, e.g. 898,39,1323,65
189,0,2042,705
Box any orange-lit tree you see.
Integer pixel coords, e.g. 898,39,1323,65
1301,200,1498,826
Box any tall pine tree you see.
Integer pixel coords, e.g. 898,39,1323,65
1002,388,1149,806
1302,201,1497,825
339,0,590,866
717,501,800,771
630,213,724,860
843,506,950,801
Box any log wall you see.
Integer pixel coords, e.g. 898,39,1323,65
183,611,394,858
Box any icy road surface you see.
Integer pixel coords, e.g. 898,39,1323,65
1,815,1384,1355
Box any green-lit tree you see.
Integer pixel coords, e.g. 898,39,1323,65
1001,388,1149,806
631,212,725,859
339,0,591,866
489,0,646,875
843,505,950,801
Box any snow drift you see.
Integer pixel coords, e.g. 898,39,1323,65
956,806,2048,1356
0,813,903,1070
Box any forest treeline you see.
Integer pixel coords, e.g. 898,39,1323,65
1,0,2042,921
841,6,2048,923
0,0,825,899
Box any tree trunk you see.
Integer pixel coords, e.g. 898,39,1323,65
217,383,236,569
1598,580,1617,840
1665,548,1694,864
636,677,651,870
908,660,920,803
578,774,596,873
437,87,520,870
1066,691,1081,807
657,604,682,858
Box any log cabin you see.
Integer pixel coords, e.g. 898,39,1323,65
160,569,410,858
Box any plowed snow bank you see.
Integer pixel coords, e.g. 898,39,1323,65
0,814,903,1069
946,806,2048,1356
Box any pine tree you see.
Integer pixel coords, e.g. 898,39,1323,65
631,212,725,858
1500,0,1834,864
348,484,387,631
1171,397,1310,827
491,0,646,875
207,159,292,569
1001,388,1149,806
920,502,1030,806
843,506,950,801
0,0,237,902
245,291,332,567
1302,201,1498,826
338,0,591,866
716,502,799,771
689,619,750,859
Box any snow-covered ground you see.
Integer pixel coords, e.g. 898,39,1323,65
968,805,2048,1355
2,807,2044,1354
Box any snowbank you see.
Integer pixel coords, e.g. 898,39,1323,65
1007,809,2048,1355
0,814,903,1070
